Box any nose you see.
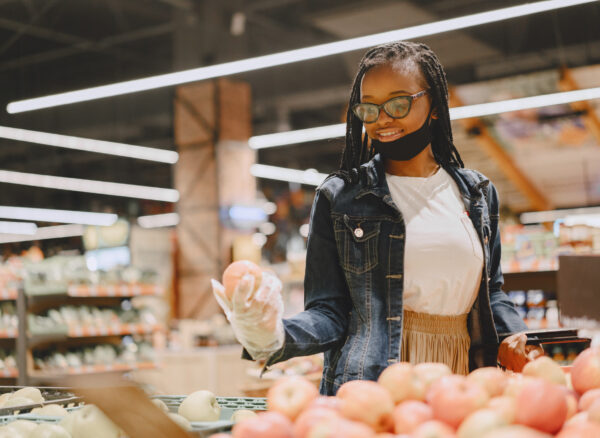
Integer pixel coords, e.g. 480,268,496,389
375,107,394,126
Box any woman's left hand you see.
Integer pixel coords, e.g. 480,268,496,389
497,332,545,372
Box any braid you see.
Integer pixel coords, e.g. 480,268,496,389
338,41,464,180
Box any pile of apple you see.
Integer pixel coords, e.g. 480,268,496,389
208,346,600,438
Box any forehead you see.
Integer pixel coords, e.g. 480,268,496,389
360,63,424,99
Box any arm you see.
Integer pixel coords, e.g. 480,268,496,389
487,182,528,335
262,188,352,367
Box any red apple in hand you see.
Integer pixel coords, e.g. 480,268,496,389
222,260,263,300
337,380,394,433
571,347,600,395
267,376,319,421
392,400,433,434
232,411,293,438
514,379,568,434
428,375,489,429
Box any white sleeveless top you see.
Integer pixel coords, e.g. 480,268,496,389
385,167,483,316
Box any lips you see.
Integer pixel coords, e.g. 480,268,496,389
376,129,405,142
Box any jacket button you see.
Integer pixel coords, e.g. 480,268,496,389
354,227,364,238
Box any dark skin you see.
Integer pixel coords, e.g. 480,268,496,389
361,63,544,371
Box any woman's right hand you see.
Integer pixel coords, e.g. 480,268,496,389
211,271,285,360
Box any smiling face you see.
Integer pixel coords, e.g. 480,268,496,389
360,62,437,143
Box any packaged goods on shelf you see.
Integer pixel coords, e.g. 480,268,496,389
501,224,560,273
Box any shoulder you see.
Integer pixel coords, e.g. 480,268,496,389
316,172,363,205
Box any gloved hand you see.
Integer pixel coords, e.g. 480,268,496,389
211,270,285,360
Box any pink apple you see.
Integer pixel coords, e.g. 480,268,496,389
456,409,507,438
522,356,567,386
579,388,600,411
503,374,537,398
571,348,600,395
514,378,568,434
294,408,340,438
486,396,516,423
306,416,376,438
414,362,452,393
411,420,455,438
556,420,600,438
267,376,319,421
232,411,293,438
428,375,489,429
336,380,394,433
307,396,343,412
481,425,552,438
392,400,433,434
587,399,600,423
378,362,426,403
467,367,508,398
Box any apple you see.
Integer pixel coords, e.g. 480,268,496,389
232,411,294,438
336,380,394,432
306,416,376,438
561,388,579,421
414,362,452,393
486,396,516,423
556,420,600,438
231,409,258,423
428,375,489,429
3,396,37,408
378,362,425,403
307,396,343,412
178,390,221,422
151,398,169,413
481,425,552,438
168,413,192,431
267,376,319,421
467,367,507,397
456,409,507,438
587,399,600,423
222,260,263,300
514,378,568,434
12,387,44,404
504,375,537,398
207,435,231,438
571,347,600,395
564,411,588,427
59,404,123,438
411,420,455,438
392,400,433,434
579,388,600,411
31,404,69,416
294,408,340,438
522,356,567,386
29,424,71,438
4,420,38,436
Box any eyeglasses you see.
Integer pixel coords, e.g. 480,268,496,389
352,89,428,123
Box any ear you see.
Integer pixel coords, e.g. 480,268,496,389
431,107,439,120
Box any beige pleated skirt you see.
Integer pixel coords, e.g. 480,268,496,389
401,310,470,375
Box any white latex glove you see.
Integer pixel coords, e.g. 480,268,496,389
211,271,284,360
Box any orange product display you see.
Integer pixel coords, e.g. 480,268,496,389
67,284,163,298
222,260,263,300
213,346,600,438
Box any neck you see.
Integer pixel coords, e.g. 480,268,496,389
384,144,439,177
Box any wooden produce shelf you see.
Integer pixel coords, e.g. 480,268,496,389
0,329,17,339
66,323,164,338
0,368,18,378
30,362,157,378
0,289,17,300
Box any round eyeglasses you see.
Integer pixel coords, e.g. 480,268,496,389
352,89,428,123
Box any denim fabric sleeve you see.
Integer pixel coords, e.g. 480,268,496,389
487,182,528,335
247,188,352,367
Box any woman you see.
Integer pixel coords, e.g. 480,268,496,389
212,41,542,396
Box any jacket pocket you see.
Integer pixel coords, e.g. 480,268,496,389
334,215,380,275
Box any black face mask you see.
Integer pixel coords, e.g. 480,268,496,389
371,108,434,161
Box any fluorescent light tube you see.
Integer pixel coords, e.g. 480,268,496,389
137,212,180,228
249,86,600,148
7,0,595,113
0,224,84,244
0,206,117,226
521,207,600,224
0,170,179,202
0,221,37,235
0,126,178,164
251,164,328,186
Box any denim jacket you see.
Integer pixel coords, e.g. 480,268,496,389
255,154,527,395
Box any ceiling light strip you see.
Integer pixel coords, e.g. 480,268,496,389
0,170,179,202
0,224,84,244
7,0,595,113
520,206,600,224
0,221,37,235
0,126,178,164
0,206,117,226
250,164,328,186
137,212,180,228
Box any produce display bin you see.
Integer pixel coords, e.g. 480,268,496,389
0,386,82,416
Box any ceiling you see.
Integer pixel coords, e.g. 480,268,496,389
1,0,600,217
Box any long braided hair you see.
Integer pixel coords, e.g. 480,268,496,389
338,41,464,181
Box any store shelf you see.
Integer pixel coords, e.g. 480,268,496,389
503,270,557,292
0,290,17,301
66,323,164,338
0,368,18,378
30,362,156,378
67,284,163,298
